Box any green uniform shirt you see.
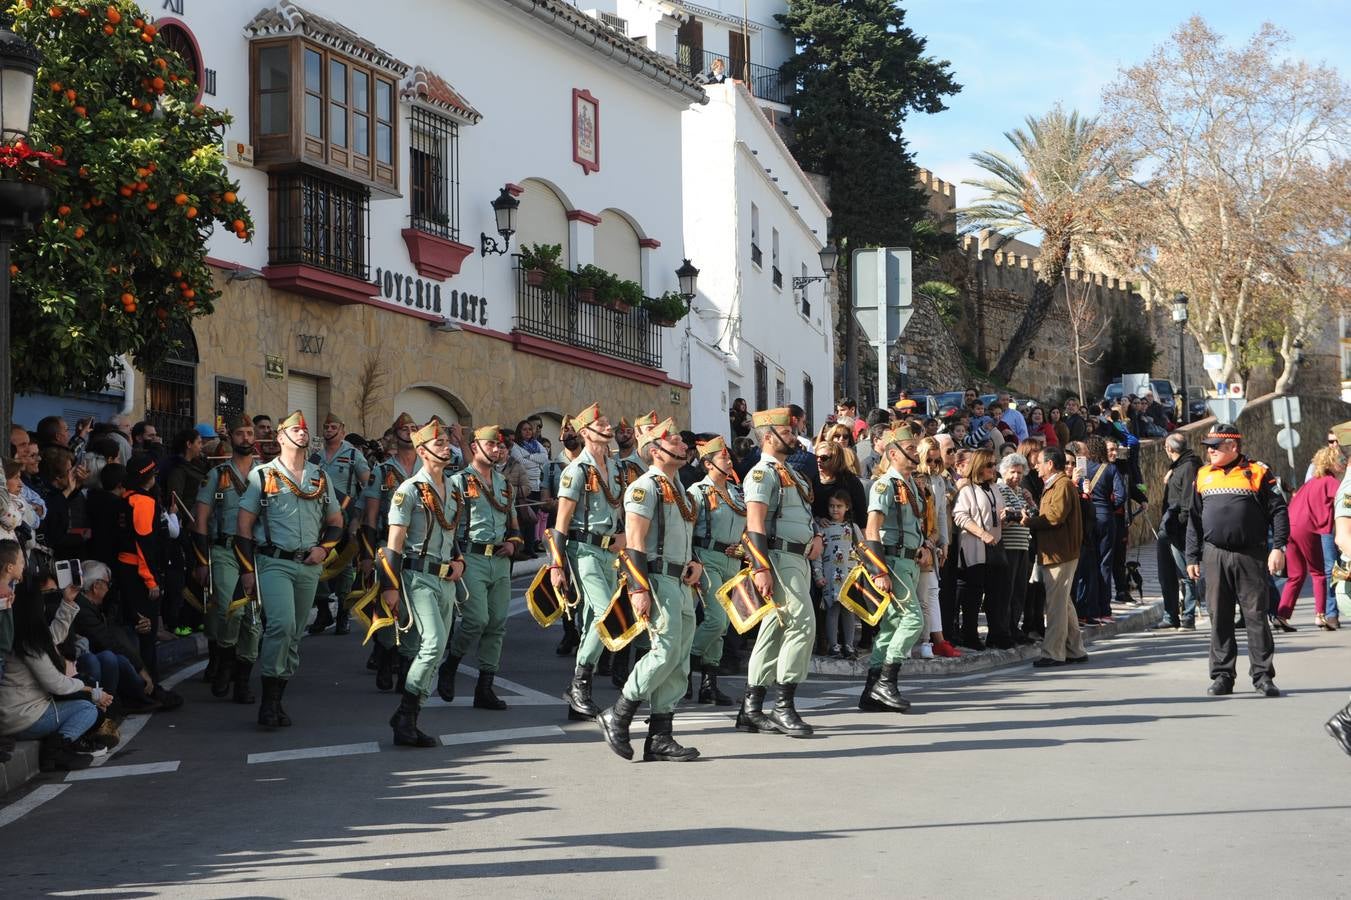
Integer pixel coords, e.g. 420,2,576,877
689,477,746,546
624,467,695,567
546,451,575,499
867,469,924,551
617,453,645,488
311,440,371,502
452,467,511,543
195,460,251,539
557,447,622,536
743,457,815,544
362,454,422,529
239,458,338,550
388,469,462,563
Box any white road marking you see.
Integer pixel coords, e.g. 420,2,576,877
162,658,206,689
0,784,70,828
65,760,180,782
420,666,562,709
439,725,564,746
247,742,381,765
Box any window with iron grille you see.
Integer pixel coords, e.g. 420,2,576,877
802,375,814,435
409,106,460,241
754,354,768,411
268,170,371,279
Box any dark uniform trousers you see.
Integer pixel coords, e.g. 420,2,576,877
1203,544,1275,684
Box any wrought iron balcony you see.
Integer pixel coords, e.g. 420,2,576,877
513,265,663,369
772,266,783,289
751,242,762,267
676,44,791,106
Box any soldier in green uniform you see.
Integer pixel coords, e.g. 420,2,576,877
686,436,744,706
550,403,625,721
375,418,466,747
441,425,523,710
547,417,584,656
361,412,422,691
237,410,344,729
308,411,371,636
604,411,657,687
737,407,823,738
858,425,931,713
191,414,260,704
597,418,704,762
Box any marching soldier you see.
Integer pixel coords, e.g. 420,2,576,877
737,406,822,738
605,410,659,688
375,418,466,747
596,419,704,761
362,412,422,691
551,404,625,721
237,411,344,728
858,425,930,713
441,425,523,710
1186,423,1288,697
308,412,370,635
686,436,744,705
547,417,584,656
191,415,261,704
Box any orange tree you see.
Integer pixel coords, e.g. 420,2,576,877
5,0,251,395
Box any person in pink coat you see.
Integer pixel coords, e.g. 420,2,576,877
1276,446,1345,630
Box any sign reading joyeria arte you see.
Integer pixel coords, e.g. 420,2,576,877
374,266,491,327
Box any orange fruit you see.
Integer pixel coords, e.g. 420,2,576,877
151,77,164,92
136,182,148,192
121,292,134,305
57,205,70,216
8,264,18,276
50,81,61,93
132,17,142,27
107,5,120,24
142,24,155,36
73,227,85,239
182,288,195,299
103,23,113,34
78,166,89,177
140,102,152,113
223,191,236,204
49,6,61,17
232,219,246,232
172,269,182,278
118,186,133,197
154,57,166,69
146,201,158,211
185,206,197,218
174,193,188,205
64,88,76,102
74,106,86,117
191,104,205,117
186,300,196,310
141,32,152,43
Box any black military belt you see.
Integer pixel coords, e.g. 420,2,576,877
694,537,736,553
403,557,459,579
884,545,921,561
648,560,688,579
768,537,811,554
257,545,310,563
568,530,617,550
212,536,235,548
467,541,503,556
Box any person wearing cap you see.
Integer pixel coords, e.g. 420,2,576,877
736,406,823,738
605,411,658,687
191,415,262,705
551,404,626,721
686,436,745,706
116,454,169,687
545,417,585,656
595,419,703,761
375,418,466,747
442,425,523,711
237,411,344,728
306,412,372,637
363,413,423,692
1185,423,1289,697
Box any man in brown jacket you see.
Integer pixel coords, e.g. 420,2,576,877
1024,447,1088,667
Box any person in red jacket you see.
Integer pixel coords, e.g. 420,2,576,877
1275,446,1345,629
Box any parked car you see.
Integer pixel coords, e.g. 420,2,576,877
1104,379,1177,414
935,391,966,416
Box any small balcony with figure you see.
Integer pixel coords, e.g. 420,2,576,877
675,13,791,119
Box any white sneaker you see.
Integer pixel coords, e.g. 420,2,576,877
919,642,934,659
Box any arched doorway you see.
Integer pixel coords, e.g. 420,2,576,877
146,322,198,440
393,385,466,428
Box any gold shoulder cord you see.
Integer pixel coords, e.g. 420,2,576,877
464,472,512,514
415,481,463,534
269,468,328,500
775,462,814,505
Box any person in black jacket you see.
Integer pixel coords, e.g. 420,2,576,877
1153,433,1201,630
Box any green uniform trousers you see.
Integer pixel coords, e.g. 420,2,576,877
621,573,696,714
869,557,924,667
317,563,356,610
572,543,620,668
208,546,260,662
257,556,323,679
448,553,511,672
401,570,456,702
691,549,739,666
747,552,815,687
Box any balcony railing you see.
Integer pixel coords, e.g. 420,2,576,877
513,265,663,369
269,171,371,279
751,242,762,267
800,295,811,318
676,44,791,106
772,266,783,289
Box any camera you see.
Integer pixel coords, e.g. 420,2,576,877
1002,508,1023,523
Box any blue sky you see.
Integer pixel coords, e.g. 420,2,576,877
901,0,1351,208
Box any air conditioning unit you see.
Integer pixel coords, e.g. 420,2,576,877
584,9,629,34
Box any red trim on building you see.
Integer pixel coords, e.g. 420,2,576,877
565,209,602,226
638,238,661,249
505,182,525,197
262,263,381,307
453,323,689,388
401,228,475,281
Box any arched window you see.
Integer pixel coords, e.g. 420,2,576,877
158,21,205,103
514,178,570,265
595,209,641,283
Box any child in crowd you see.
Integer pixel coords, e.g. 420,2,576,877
813,489,863,658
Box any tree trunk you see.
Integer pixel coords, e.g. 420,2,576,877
990,275,1058,385
1273,350,1298,394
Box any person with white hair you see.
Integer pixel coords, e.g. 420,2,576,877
994,453,1036,645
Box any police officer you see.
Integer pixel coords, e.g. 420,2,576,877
686,436,744,705
858,425,930,713
362,412,422,691
309,412,371,635
551,403,624,721
375,418,465,747
442,425,523,710
596,419,703,761
237,411,343,728
191,414,261,704
737,407,823,738
1186,423,1289,697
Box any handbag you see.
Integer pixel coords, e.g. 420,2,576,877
978,484,1008,569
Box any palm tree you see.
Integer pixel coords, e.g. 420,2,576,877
958,106,1123,384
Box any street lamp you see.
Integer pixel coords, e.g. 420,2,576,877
1172,291,1189,424
676,257,699,299
0,24,47,441
792,240,838,290
479,186,519,256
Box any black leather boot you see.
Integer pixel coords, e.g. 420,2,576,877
203,641,219,684
366,643,379,671
643,712,700,761
395,654,412,694
735,685,774,733
698,665,734,706
211,644,236,698
597,695,640,759
768,682,813,737
232,657,255,704
307,596,333,635
275,679,292,726
390,691,437,747
375,644,396,692
473,671,508,710
565,664,601,720
866,661,911,713
859,667,888,711
1327,700,1351,757
257,676,282,728
437,655,461,702
555,617,580,656
609,646,631,689
334,606,350,635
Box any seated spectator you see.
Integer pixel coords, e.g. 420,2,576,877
3,457,36,543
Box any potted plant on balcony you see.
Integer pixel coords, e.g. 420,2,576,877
572,264,609,305
606,278,644,314
643,291,689,327
520,243,568,292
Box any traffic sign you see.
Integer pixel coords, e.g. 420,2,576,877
852,247,914,410
1272,396,1301,426
1206,397,1247,422
1228,383,1244,398
1275,427,1300,451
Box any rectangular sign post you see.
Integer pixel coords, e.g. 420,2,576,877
852,247,913,411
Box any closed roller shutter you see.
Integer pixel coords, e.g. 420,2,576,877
286,374,320,452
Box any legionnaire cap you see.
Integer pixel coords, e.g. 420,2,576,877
392,411,416,430
696,435,728,459
632,411,659,433
411,417,445,448
638,417,677,450
878,423,915,450
225,413,252,433
473,424,501,443
751,407,791,428
572,403,602,431
324,411,343,426
894,398,918,413
1332,421,1351,447
1201,423,1242,446
279,410,308,431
